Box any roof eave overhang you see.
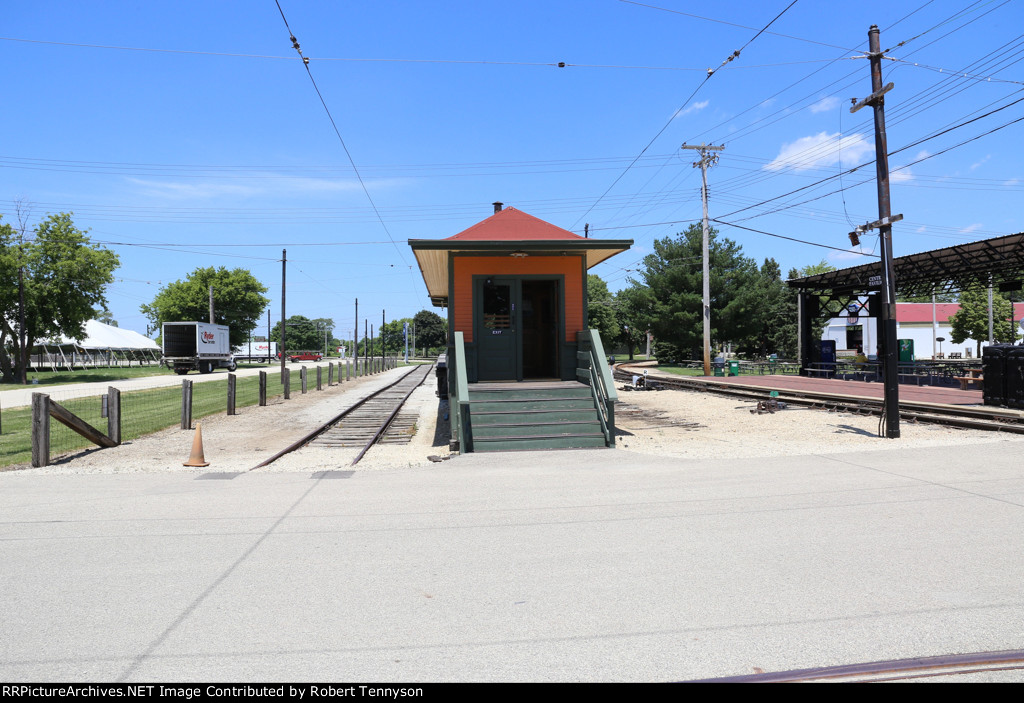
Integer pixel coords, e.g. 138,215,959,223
409,238,633,307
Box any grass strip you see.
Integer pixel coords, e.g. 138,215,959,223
2,370,293,468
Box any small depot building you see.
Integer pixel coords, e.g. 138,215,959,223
409,204,632,382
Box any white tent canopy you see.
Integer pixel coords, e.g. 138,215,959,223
50,320,159,351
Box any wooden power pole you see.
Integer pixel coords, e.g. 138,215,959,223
681,143,724,377
851,25,901,438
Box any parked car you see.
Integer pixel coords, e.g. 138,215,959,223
288,351,323,362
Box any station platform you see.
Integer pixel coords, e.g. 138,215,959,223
647,370,985,407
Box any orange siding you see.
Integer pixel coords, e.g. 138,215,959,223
453,256,584,343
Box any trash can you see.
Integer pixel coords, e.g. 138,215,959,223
435,353,448,399
982,343,1012,406
728,360,740,376
713,356,725,376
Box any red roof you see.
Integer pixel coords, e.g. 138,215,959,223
896,302,1024,323
444,207,584,242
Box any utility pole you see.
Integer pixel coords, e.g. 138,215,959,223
988,281,994,343
15,202,30,385
382,309,386,368
851,25,900,438
354,298,359,363
208,284,214,324
681,143,724,376
280,249,287,373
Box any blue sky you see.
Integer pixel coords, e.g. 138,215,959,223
3,1,1022,339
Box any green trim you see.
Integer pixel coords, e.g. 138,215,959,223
471,274,567,381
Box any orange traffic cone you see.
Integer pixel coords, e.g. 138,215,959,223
183,422,210,467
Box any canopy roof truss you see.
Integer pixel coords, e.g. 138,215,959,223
788,233,1024,298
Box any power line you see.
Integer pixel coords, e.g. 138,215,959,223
716,93,1024,221
571,0,801,230
618,0,855,53
272,0,409,270
0,35,830,72
711,219,878,256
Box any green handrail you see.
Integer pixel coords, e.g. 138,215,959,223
576,329,617,447
452,331,471,452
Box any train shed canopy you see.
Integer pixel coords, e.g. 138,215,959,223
409,207,632,306
788,232,1024,298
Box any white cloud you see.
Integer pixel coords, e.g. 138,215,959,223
763,131,873,172
915,226,926,233
125,173,395,200
829,249,874,262
674,100,709,118
1004,178,1020,186
890,167,914,183
959,223,983,234
809,96,840,113
970,154,991,171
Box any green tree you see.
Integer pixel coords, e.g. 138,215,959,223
378,319,411,355
270,315,334,353
141,267,269,349
737,258,791,358
96,309,118,327
586,274,619,345
633,224,759,357
950,288,1020,355
1,213,120,383
613,284,655,360
412,309,447,352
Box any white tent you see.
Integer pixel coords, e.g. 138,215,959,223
31,320,160,370
53,320,159,351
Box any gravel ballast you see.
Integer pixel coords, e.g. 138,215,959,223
7,367,1022,475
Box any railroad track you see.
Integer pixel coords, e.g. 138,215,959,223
615,364,1024,435
251,363,435,469
692,648,1024,682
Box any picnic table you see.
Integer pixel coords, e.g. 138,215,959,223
957,367,984,390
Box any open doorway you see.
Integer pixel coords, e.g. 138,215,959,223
521,279,559,378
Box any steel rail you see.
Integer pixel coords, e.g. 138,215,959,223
349,363,434,466
249,364,430,470
689,648,1024,682
615,364,1024,434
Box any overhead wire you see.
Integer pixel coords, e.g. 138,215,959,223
0,35,834,72
272,0,410,272
570,0,801,231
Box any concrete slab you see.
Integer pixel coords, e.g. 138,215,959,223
2,444,1023,681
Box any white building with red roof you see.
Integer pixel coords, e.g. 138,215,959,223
823,301,1024,359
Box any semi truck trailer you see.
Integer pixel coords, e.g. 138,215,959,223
161,322,236,374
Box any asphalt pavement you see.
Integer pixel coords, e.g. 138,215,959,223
2,439,1023,681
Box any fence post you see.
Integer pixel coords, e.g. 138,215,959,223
227,373,236,416
181,379,193,430
259,371,267,406
346,359,351,381
301,367,308,394
108,387,121,445
31,392,50,468
328,363,334,386
284,368,291,399
316,366,322,391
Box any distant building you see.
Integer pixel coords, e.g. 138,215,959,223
822,302,1024,359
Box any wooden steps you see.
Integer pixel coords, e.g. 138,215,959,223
464,382,609,452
